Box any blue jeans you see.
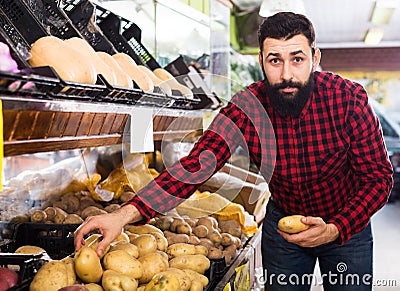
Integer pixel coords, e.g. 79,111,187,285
261,199,373,291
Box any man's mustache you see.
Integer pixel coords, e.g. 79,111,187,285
272,80,302,90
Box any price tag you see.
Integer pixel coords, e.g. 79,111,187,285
129,107,154,153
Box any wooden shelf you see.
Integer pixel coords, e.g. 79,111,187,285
1,96,207,156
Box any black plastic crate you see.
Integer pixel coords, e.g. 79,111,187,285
0,11,32,69
165,55,223,110
0,239,50,291
21,0,82,40
95,5,161,70
60,0,117,54
0,0,48,44
205,257,228,291
30,65,108,101
95,74,142,105
12,223,79,260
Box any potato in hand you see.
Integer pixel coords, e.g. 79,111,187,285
278,215,310,234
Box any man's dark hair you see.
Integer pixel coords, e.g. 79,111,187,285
258,12,316,52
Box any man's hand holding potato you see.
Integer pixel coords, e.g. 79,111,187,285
74,204,143,257
278,215,339,248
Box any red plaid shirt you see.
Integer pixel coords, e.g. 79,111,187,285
128,71,393,244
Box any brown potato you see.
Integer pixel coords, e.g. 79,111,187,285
63,214,84,224
176,222,192,235
150,231,168,252
102,250,143,279
218,219,242,238
278,215,310,234
138,252,169,284
80,206,107,220
207,247,224,259
109,241,139,258
86,234,110,258
74,246,103,283
207,229,222,246
221,233,235,247
30,209,47,223
196,217,216,233
189,280,203,291
154,216,174,231
104,204,121,213
182,269,209,287
188,235,200,245
53,207,68,224
160,268,191,291
192,225,208,238
198,238,214,251
183,217,198,228
145,273,180,291
61,256,77,286
125,224,163,235
30,260,69,291
101,269,138,291
169,217,185,232
44,207,57,222
165,232,190,246
131,234,157,257
169,254,210,274
15,245,46,255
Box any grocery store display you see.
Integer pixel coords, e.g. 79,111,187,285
0,1,260,289
0,0,208,109
22,216,236,290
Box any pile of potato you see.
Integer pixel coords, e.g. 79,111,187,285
28,212,244,291
27,191,135,225
28,223,207,291
152,214,243,265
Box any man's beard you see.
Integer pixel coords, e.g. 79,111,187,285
264,74,314,118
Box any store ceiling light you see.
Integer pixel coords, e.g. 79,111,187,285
259,0,306,17
370,0,400,24
364,27,385,45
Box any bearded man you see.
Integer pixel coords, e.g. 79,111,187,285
75,12,393,291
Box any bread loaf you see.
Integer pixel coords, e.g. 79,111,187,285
96,51,134,89
112,53,154,93
64,37,117,86
137,65,172,95
153,68,193,99
29,36,97,84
